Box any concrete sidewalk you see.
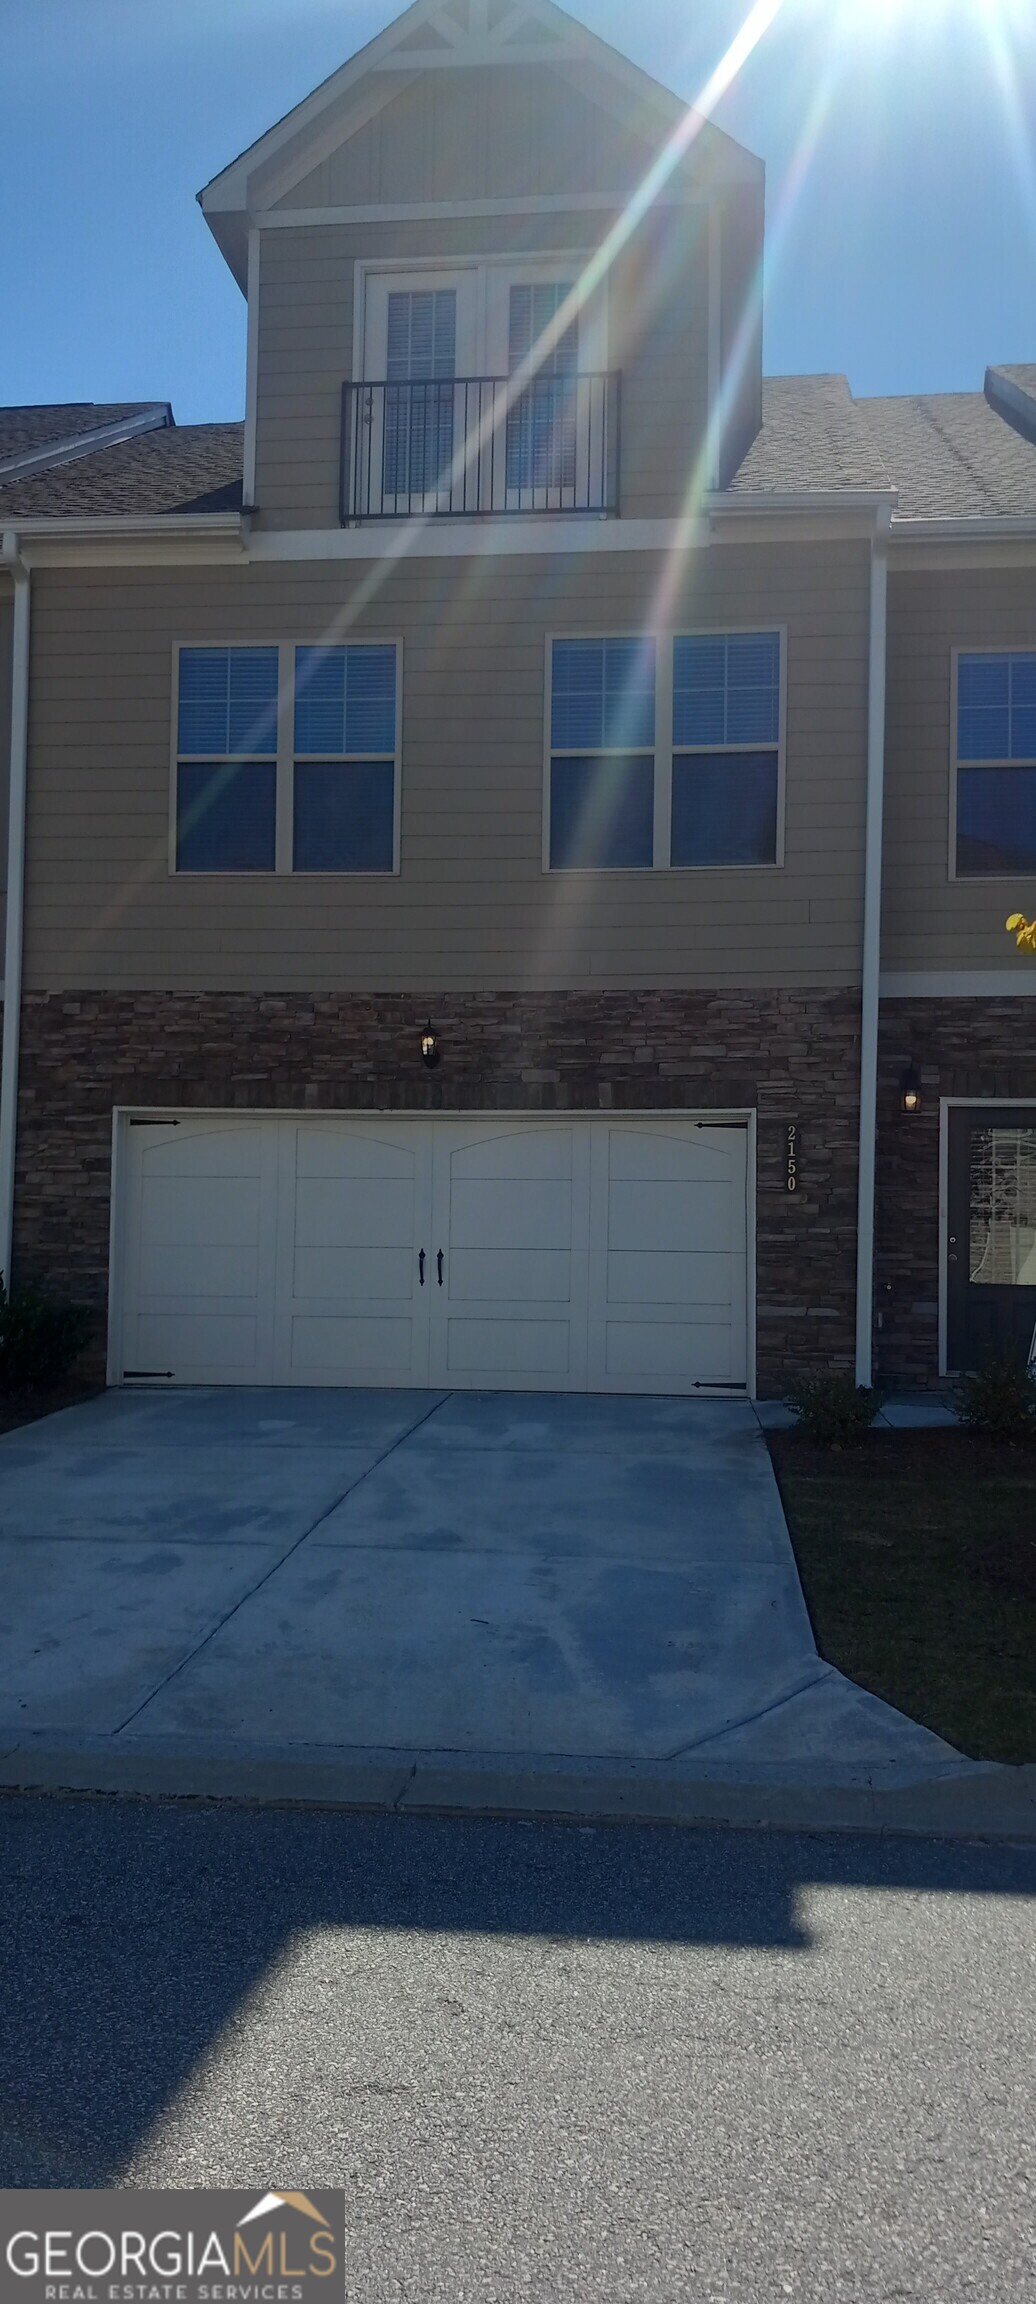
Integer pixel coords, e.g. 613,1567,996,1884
0,1385,1030,1840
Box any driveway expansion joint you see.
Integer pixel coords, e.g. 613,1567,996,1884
108,1391,454,1737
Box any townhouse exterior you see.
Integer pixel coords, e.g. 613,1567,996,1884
0,0,1034,1400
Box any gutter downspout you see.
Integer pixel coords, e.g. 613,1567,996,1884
0,532,30,1290
855,501,892,1387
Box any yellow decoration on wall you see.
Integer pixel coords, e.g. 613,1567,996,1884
1006,913,1036,951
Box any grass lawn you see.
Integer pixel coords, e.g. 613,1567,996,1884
768,1428,1036,1765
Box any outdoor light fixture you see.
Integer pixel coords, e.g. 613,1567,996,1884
420,1021,440,1069
900,1062,921,1115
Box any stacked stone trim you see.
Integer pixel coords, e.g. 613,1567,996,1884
14,987,863,1392
876,995,1036,1389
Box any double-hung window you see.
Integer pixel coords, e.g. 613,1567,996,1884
548,638,656,868
173,642,399,874
546,631,783,870
293,643,398,872
671,631,782,866
175,647,279,873
955,651,1036,876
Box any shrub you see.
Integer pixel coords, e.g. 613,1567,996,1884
0,1281,92,1392
955,1357,1036,1443
784,1371,883,1448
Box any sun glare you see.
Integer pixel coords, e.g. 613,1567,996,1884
829,0,1030,29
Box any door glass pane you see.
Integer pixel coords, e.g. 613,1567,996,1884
968,1128,1036,1285
384,289,456,496
507,283,578,493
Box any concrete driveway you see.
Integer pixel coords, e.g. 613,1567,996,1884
0,1387,963,1781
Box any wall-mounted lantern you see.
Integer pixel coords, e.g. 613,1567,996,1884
420,1021,440,1070
900,1062,921,1116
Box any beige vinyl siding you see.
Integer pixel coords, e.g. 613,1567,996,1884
274,65,669,212
882,563,1036,972
254,207,712,527
23,541,868,994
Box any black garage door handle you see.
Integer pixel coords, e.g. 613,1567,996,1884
437,1251,444,1286
419,1250,425,1286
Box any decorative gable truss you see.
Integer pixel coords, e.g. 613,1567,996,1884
389,0,580,65
199,0,759,279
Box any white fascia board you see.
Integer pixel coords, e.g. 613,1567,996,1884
709,488,898,515
249,517,711,561
247,500,888,562
0,404,172,482
13,513,242,536
890,513,1036,539
18,515,245,569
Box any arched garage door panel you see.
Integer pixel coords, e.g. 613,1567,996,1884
115,1115,749,1394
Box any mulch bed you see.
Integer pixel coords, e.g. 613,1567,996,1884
0,1382,105,1439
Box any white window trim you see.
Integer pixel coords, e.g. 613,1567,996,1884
949,642,1036,885
542,626,787,875
169,639,403,878
938,1096,1036,1376
353,252,607,385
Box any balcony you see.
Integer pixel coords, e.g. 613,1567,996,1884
341,373,620,523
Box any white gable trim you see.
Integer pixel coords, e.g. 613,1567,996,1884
199,0,750,218
258,194,712,228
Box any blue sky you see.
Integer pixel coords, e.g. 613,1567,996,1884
2,0,1034,425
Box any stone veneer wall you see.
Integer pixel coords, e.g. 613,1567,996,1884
876,996,1036,1389
14,988,862,1393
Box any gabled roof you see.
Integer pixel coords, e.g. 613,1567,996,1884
723,369,1036,519
0,422,243,518
0,402,172,480
199,0,760,283
728,375,894,497
860,384,1036,519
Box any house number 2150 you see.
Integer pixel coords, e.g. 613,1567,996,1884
786,1124,800,1194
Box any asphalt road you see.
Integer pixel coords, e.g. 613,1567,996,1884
0,1795,1033,2302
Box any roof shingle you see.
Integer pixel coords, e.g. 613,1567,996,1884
0,423,244,517
0,402,157,467
728,375,894,496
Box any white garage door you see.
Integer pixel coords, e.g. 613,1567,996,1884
115,1115,749,1394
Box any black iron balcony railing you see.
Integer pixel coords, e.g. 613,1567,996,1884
341,372,620,522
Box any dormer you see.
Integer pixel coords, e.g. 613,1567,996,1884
200,0,765,529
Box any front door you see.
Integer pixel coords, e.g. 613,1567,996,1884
947,1107,1036,1370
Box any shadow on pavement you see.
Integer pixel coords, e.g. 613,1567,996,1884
0,1792,1032,2186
